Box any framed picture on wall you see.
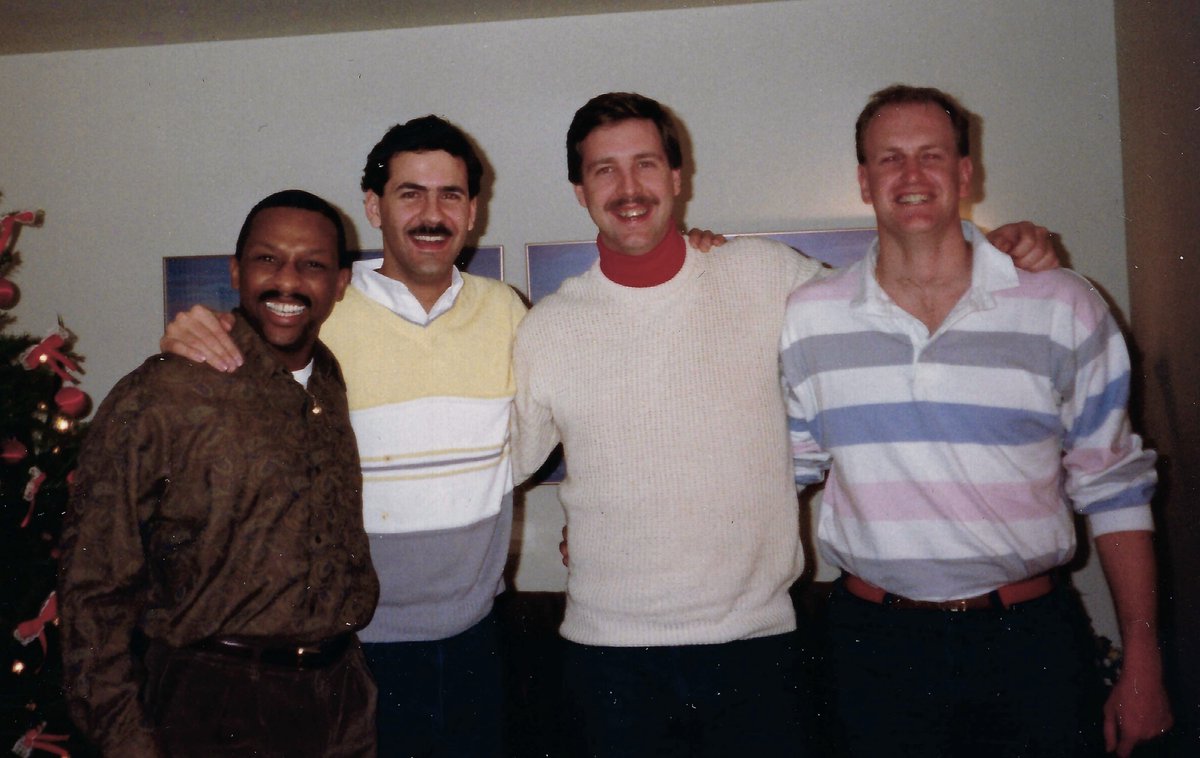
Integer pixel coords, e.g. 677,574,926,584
163,245,504,326
522,227,877,484
525,228,876,305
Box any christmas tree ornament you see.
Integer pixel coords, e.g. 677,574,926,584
20,467,47,528
53,386,89,418
1,438,27,464
0,209,43,256
20,328,82,384
14,592,58,659
0,276,16,309
11,722,71,758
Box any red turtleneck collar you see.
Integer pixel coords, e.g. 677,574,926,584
597,224,685,288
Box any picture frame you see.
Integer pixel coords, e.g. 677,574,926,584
525,228,876,305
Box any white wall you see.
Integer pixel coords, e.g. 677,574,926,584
0,0,1128,637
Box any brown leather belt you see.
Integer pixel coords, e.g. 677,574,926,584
190,632,352,669
843,573,1054,612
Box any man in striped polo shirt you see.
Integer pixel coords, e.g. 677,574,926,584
779,84,1172,758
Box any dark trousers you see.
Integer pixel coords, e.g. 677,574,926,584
826,580,1105,758
143,637,377,757
562,632,809,758
362,611,504,758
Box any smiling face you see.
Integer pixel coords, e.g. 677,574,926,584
231,206,349,370
572,118,682,256
857,102,973,242
363,149,477,301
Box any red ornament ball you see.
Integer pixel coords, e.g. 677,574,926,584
0,277,16,309
55,386,90,418
1,438,27,464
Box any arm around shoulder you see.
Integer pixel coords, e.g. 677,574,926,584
510,321,561,485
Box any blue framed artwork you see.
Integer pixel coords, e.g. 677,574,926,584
525,228,876,304
522,227,876,484
164,245,504,326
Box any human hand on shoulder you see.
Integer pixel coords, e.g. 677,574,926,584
686,228,727,253
986,221,1060,272
160,305,241,372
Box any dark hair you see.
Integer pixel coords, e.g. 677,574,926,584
235,189,351,269
566,92,683,185
855,84,971,164
360,115,483,198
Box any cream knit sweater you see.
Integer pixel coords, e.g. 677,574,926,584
514,237,822,646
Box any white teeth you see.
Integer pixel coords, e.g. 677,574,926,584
898,193,929,205
413,234,448,242
266,301,305,316
617,208,647,219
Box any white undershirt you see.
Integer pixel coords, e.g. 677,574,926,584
291,359,314,388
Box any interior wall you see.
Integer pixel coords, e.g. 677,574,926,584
0,0,1133,639
1115,1,1200,751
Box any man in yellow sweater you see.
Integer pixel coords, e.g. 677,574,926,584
163,116,526,758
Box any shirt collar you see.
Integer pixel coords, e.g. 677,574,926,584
350,258,464,326
853,220,1018,312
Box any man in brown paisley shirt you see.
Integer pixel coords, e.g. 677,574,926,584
58,190,379,757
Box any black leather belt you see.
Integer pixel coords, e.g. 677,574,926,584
190,632,352,669
843,573,1055,612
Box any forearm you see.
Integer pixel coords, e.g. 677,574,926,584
1095,529,1163,672
1094,528,1173,755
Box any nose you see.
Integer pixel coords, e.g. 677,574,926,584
273,259,302,292
421,193,445,223
617,167,641,196
900,156,922,181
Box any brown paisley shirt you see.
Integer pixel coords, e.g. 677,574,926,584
58,313,379,756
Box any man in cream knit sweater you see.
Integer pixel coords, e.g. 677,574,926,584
513,92,1054,757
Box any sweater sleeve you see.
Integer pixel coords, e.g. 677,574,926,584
511,318,562,485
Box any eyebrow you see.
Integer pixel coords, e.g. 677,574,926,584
394,181,467,195
585,150,665,170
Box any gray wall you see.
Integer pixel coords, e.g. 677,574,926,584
1,1,1134,638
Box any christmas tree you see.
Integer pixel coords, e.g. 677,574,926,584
1,202,94,757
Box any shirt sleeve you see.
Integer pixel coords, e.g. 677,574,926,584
58,371,166,756
511,320,562,485
1060,287,1156,535
779,302,832,487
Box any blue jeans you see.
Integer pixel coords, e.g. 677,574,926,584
827,579,1104,758
362,611,503,758
562,632,810,758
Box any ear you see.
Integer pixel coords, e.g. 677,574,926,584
363,191,383,229
573,183,587,209
229,255,241,291
957,156,973,199
334,267,351,302
858,164,872,205
467,197,478,232
671,168,682,197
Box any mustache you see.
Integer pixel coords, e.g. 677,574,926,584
604,195,658,213
258,290,312,309
408,224,453,237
